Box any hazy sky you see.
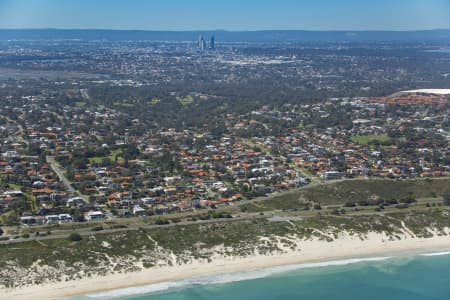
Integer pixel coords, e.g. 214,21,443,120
0,0,450,31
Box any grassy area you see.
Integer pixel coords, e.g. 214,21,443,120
89,149,124,164
74,101,86,107
0,211,16,227
303,178,450,204
147,98,161,106
294,166,317,178
254,178,450,209
25,193,37,211
7,183,22,190
350,134,392,145
1,183,37,211
242,138,271,154
241,193,308,213
113,102,135,107
177,95,194,106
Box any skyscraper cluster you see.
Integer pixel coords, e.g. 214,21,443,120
198,35,215,51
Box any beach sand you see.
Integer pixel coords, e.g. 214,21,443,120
3,232,450,300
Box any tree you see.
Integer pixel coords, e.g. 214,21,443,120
72,157,88,170
101,158,113,167
444,194,450,206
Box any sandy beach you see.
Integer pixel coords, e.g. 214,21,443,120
3,232,450,300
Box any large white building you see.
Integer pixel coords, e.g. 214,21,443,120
400,89,450,95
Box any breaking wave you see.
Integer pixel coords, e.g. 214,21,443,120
421,251,450,257
85,256,391,299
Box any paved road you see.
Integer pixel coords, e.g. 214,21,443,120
2,196,444,246
4,170,446,246
0,213,268,245
46,156,89,202
4,116,28,146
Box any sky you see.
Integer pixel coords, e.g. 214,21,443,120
0,0,450,31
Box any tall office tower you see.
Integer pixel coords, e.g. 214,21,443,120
198,35,202,49
200,36,207,51
210,35,215,49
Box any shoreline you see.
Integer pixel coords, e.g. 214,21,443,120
3,232,450,300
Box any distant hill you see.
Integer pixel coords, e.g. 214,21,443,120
1,29,450,43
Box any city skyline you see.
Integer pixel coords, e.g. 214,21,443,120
0,0,450,31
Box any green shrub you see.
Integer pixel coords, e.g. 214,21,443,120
155,219,170,225
443,194,450,206
91,226,104,232
396,204,409,209
68,233,82,242
111,224,128,229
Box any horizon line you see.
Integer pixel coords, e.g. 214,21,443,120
1,27,450,33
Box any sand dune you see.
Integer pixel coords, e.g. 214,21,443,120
2,231,450,300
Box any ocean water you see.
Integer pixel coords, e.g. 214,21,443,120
425,49,450,53
72,251,450,300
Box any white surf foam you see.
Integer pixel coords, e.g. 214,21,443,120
421,251,450,257
86,282,187,299
86,256,391,299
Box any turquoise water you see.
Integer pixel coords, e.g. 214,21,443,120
74,252,450,300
